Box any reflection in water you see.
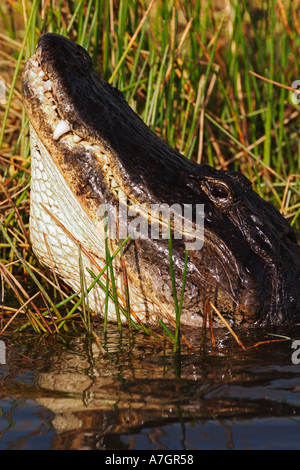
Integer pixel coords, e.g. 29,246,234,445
1,325,300,449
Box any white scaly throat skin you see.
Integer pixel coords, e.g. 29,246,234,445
31,124,110,320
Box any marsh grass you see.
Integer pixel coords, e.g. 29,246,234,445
1,0,300,349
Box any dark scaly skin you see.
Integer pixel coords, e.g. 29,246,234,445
22,33,300,326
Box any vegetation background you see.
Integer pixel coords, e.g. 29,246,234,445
0,0,300,338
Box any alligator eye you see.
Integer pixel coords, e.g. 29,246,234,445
210,182,229,199
206,180,231,202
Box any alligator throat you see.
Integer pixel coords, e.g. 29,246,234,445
22,33,300,327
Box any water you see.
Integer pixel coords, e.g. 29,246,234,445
1,325,300,450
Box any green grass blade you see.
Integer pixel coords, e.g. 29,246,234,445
0,0,39,149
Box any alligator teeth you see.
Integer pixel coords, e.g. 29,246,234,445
31,59,39,67
111,179,119,188
43,80,52,91
73,133,82,143
92,144,101,151
119,190,127,200
53,120,71,140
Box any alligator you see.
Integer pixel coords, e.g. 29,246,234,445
22,33,300,327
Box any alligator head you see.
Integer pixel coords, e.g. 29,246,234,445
22,33,300,327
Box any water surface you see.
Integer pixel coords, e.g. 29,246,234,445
1,325,300,450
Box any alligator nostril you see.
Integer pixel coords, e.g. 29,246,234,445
76,50,85,59
75,45,89,61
